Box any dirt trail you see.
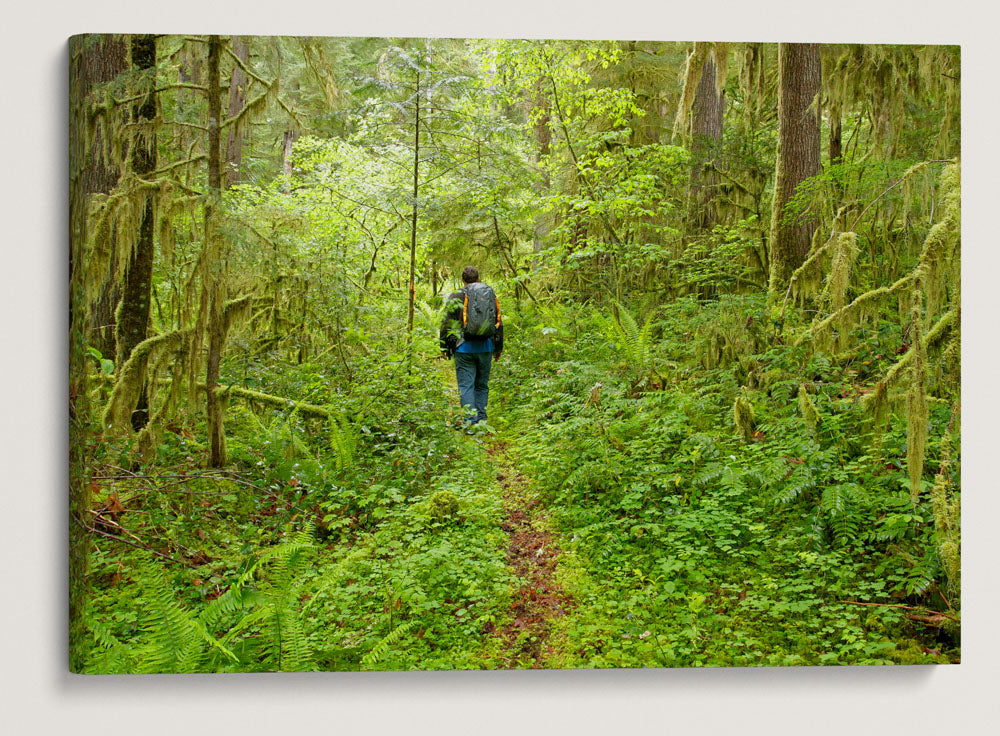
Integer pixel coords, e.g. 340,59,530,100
487,442,573,668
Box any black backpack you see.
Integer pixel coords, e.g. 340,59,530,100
461,282,499,340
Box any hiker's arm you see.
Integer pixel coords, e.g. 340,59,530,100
493,319,503,359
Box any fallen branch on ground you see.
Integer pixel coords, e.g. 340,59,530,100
839,599,959,622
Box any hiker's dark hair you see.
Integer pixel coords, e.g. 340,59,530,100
461,266,479,283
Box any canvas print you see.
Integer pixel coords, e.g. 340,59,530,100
69,35,961,673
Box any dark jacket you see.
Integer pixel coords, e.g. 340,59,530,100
439,283,504,358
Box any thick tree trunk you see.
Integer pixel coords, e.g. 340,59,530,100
224,36,248,188
768,43,821,292
205,35,228,467
68,32,130,665
115,34,158,431
690,50,725,229
72,35,130,359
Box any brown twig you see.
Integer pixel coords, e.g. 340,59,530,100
839,599,959,622
75,514,195,568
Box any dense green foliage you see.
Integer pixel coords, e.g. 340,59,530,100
497,297,958,666
70,35,960,672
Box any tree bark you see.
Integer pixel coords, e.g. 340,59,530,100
532,83,551,254
690,50,725,229
406,69,420,342
829,110,842,167
72,35,130,360
68,32,130,666
115,34,158,431
205,35,228,467
224,36,248,188
281,127,299,188
829,100,844,199
768,43,821,292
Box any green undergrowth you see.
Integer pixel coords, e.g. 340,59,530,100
77,349,515,672
496,294,959,667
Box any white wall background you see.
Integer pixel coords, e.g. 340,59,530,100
4,2,996,733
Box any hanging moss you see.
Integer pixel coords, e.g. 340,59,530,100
713,43,730,96
930,420,960,598
738,43,768,125
102,329,188,431
672,42,710,141
805,271,913,348
733,393,754,442
223,293,254,335
824,233,857,313
943,295,961,391
905,292,928,504
797,384,820,438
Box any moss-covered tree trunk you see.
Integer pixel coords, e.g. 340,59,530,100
115,34,158,432
282,128,298,183
205,35,228,467
406,69,420,343
829,97,843,201
768,43,821,292
73,36,129,361
690,50,724,229
224,36,248,188
68,32,129,668
532,83,551,254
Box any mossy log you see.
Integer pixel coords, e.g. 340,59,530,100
207,383,333,419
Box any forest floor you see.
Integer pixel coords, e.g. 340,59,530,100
488,441,574,668
437,354,575,668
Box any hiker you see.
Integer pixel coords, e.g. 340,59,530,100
439,266,504,425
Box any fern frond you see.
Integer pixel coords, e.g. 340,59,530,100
329,412,357,471
361,620,414,669
133,557,204,673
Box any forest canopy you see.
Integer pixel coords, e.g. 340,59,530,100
69,35,960,672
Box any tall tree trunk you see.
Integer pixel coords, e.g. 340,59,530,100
281,127,299,190
205,35,228,467
73,36,130,359
115,34,158,431
406,70,420,342
532,83,551,254
224,36,248,188
829,108,842,166
690,50,725,229
829,100,844,199
68,32,129,668
768,43,821,292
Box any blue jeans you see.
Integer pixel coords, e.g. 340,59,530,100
454,351,492,423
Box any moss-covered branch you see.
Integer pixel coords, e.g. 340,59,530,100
881,308,955,388
800,272,914,346
209,384,333,418
103,329,190,429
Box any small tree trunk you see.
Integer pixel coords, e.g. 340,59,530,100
768,43,821,292
829,100,844,199
406,70,420,342
115,34,158,431
282,128,299,184
223,36,248,188
205,35,228,467
532,83,551,254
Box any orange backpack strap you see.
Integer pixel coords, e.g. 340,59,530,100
462,293,468,326
495,296,501,328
